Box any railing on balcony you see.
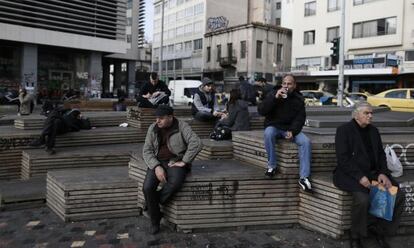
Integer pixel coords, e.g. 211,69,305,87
219,56,237,67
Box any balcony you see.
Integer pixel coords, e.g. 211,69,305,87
219,56,237,68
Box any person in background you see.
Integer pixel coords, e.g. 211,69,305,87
334,102,405,248
191,77,225,122
113,97,127,111
137,72,171,108
18,88,34,115
239,76,257,106
218,89,250,131
255,77,274,102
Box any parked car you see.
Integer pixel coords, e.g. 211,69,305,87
367,88,414,112
346,92,370,102
300,90,334,106
0,88,19,105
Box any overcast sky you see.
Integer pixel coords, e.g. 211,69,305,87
145,0,153,42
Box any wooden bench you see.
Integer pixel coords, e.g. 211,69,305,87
128,153,300,233
196,139,233,160
46,167,140,222
127,106,192,130
14,111,127,130
63,99,135,111
21,143,140,180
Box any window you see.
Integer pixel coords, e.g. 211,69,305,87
154,33,161,42
328,0,340,12
154,19,161,29
175,43,183,52
276,2,281,9
194,21,203,32
227,43,233,58
184,24,193,35
168,45,174,54
296,57,321,66
127,0,132,9
168,60,174,70
405,51,414,61
184,41,192,51
217,45,221,61
276,44,283,62
177,0,184,5
256,40,262,59
327,26,339,42
240,41,246,59
276,18,281,26
155,5,161,15
126,17,132,26
304,1,316,16
353,17,397,38
207,47,211,62
126,35,132,43
185,7,193,17
175,59,182,70
194,3,204,15
177,10,185,20
176,26,185,37
354,0,380,5
304,30,315,45
385,90,407,99
193,39,202,50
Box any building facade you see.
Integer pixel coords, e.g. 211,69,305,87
287,0,414,93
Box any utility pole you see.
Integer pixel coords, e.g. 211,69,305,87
337,0,346,107
159,0,165,78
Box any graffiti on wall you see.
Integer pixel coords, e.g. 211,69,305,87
207,16,229,32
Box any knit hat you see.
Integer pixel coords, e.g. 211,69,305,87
154,104,174,116
201,77,214,86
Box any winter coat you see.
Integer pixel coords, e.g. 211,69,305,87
334,119,393,193
18,92,34,115
140,80,171,97
191,86,216,115
219,100,250,131
257,89,306,136
143,118,203,169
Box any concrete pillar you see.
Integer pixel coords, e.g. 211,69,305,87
113,62,122,93
127,60,136,99
89,52,103,98
20,44,38,93
102,62,110,94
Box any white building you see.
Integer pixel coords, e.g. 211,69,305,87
287,0,414,93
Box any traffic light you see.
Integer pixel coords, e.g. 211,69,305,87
330,38,340,66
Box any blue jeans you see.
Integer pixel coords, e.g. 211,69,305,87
264,126,311,178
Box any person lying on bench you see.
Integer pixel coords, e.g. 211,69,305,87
142,104,202,234
30,108,91,155
334,102,405,248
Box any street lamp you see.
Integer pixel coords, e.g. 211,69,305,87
337,0,346,107
159,0,165,78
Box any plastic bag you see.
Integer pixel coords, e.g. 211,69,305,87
384,145,403,177
369,180,398,221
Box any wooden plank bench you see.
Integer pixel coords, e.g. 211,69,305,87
63,99,136,111
46,167,140,222
127,106,192,130
21,143,140,180
14,111,127,130
196,139,233,160
0,177,46,210
128,153,300,233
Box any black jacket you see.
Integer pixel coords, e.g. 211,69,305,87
334,120,392,192
219,100,250,131
257,89,305,136
140,80,171,97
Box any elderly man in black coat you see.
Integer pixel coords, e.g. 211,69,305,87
334,102,405,248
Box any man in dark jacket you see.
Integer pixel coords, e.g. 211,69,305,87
239,76,256,105
143,105,202,234
334,102,404,248
137,72,171,108
258,74,312,192
191,77,224,122
30,108,90,154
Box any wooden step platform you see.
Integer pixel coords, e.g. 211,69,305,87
127,106,192,130
63,99,136,111
196,139,233,160
46,167,140,222
14,111,127,130
0,177,46,210
128,155,300,232
21,143,140,180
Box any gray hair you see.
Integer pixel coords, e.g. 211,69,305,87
352,101,372,118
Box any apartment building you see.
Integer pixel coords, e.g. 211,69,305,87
288,0,414,93
0,0,135,98
203,0,291,89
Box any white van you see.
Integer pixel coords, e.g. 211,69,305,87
168,80,202,106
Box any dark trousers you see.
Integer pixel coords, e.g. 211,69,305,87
143,162,187,225
137,96,169,108
351,189,405,238
194,112,218,122
41,117,66,149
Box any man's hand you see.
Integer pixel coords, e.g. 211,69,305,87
378,174,392,189
275,87,287,99
285,131,293,140
155,166,166,183
153,91,160,97
143,93,151,99
359,176,371,188
213,111,224,117
168,161,186,167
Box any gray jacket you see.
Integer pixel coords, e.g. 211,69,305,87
143,118,203,169
219,100,250,131
19,92,34,115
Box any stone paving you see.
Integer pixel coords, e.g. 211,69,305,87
1,207,414,248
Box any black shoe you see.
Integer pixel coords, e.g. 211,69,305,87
350,238,365,248
299,177,313,193
374,235,391,248
29,139,44,147
45,148,55,155
149,223,160,235
265,168,277,178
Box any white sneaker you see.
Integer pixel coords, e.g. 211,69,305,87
299,177,313,193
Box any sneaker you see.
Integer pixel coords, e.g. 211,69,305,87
45,148,56,155
149,223,160,235
29,139,44,147
265,168,277,178
299,177,313,192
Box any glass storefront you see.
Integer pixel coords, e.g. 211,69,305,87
0,42,21,90
37,47,89,99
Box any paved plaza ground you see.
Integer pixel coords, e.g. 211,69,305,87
1,206,414,248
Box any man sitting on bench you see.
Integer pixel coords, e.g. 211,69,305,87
137,72,171,108
334,102,405,248
30,108,91,155
142,105,202,234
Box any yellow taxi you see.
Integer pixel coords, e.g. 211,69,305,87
367,88,414,112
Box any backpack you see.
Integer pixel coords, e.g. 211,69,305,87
209,125,232,141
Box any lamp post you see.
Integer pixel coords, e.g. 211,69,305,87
337,0,346,107
159,0,165,78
